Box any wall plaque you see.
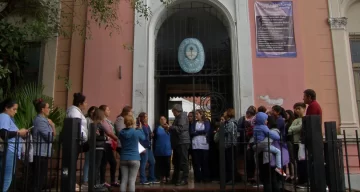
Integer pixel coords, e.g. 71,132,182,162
178,38,205,73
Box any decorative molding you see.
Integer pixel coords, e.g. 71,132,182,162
328,17,348,30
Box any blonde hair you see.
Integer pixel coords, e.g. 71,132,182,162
124,115,135,128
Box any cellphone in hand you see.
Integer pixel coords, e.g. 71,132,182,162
136,118,140,126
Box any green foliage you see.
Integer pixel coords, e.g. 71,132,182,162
57,75,72,91
0,21,28,94
0,83,66,137
0,0,174,40
0,65,11,79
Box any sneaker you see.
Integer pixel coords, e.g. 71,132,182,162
111,182,120,187
296,185,307,189
150,180,161,184
175,180,188,186
275,168,287,177
102,182,111,188
80,183,88,190
140,182,150,185
94,184,108,191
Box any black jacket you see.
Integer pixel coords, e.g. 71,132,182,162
170,112,190,147
93,123,107,149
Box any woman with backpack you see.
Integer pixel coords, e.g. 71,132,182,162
223,108,241,184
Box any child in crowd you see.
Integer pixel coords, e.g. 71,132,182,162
253,112,286,176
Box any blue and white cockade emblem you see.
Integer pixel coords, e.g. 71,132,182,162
178,38,205,73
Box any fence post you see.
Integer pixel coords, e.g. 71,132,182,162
303,115,326,192
324,122,345,192
88,123,96,191
60,118,81,192
219,123,226,191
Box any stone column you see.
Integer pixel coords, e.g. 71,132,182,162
328,17,359,134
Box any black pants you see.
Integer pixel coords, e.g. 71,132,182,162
246,146,256,180
32,156,49,191
209,143,219,181
172,144,189,182
95,150,104,184
116,147,122,182
100,144,117,183
294,144,308,184
258,153,280,192
155,156,171,179
192,149,209,182
225,146,241,182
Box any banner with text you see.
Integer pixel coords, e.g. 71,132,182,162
255,1,296,58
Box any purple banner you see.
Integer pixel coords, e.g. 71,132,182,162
255,1,297,58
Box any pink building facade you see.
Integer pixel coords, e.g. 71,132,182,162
47,0,360,137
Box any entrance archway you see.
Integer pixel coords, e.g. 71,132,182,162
132,0,254,127
154,1,233,121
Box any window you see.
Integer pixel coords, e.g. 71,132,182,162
23,42,43,83
349,34,360,123
350,35,360,63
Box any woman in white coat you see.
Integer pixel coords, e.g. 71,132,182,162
65,92,88,191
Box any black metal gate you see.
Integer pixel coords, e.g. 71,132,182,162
154,1,233,121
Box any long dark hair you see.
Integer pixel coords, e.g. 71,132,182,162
87,106,97,118
267,115,277,129
285,110,295,123
1,98,17,112
138,112,147,124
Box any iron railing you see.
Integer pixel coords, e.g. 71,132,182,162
0,118,359,192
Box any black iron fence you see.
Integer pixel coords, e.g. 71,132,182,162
219,115,360,192
0,133,90,192
0,116,359,192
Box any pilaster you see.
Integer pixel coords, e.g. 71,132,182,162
328,16,359,134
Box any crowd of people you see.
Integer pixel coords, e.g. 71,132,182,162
0,88,322,192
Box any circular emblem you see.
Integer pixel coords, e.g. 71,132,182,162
178,38,205,73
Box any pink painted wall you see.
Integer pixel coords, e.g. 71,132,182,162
249,0,305,111
83,2,134,121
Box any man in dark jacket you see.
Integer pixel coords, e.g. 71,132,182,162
163,104,190,186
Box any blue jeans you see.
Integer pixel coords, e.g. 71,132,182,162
82,152,89,183
0,150,15,192
140,148,156,183
264,145,282,169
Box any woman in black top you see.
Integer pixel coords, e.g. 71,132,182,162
91,109,108,189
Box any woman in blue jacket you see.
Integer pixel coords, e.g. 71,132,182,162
119,115,145,192
153,116,172,183
190,109,211,183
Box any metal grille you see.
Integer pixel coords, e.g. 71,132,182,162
154,1,233,120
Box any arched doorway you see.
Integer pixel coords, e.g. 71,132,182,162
154,1,233,122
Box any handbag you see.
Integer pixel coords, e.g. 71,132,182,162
298,143,306,160
111,140,117,151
